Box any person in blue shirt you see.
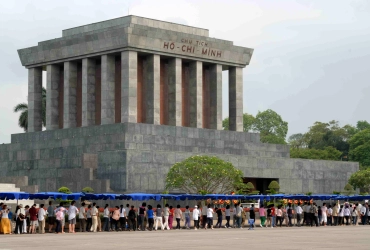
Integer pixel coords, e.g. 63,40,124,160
147,205,154,231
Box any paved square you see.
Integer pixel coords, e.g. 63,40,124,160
1,226,369,250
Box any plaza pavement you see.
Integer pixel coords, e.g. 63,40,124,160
1,226,370,250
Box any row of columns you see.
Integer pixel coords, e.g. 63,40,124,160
27,51,243,132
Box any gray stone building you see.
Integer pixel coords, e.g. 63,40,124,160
0,16,358,194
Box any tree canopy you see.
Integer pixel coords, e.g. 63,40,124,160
290,146,342,161
349,129,370,167
348,169,370,193
165,155,247,194
222,109,288,144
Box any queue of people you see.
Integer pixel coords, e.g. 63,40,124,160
1,200,369,234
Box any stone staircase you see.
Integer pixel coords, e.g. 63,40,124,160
0,183,35,208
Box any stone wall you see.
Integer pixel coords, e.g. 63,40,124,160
0,122,358,194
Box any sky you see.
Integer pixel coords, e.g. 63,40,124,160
0,0,369,143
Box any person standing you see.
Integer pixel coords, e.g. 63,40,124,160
111,206,120,231
248,204,255,230
67,201,79,233
327,205,333,226
224,205,231,228
202,203,208,228
119,205,127,231
310,203,319,227
338,205,344,226
163,204,170,230
55,207,65,234
192,205,200,230
138,203,147,231
235,203,242,229
215,207,223,228
205,204,214,230
271,204,276,228
169,206,174,229
86,205,92,232
47,201,55,233
103,204,110,232
287,204,293,227
321,203,328,226
14,204,25,234
276,205,283,227
29,204,37,234
79,202,86,232
147,205,154,231
296,203,303,227
333,202,339,226
184,206,191,229
38,204,46,234
352,205,358,226
174,205,183,230
0,205,12,234
317,206,322,225
344,205,351,225
128,205,136,231
259,205,266,227
154,204,164,231
91,203,98,233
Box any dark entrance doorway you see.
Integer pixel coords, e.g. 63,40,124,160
243,177,279,194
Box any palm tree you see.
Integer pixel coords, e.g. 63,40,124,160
14,87,47,132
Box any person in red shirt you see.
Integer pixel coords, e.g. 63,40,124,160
271,205,276,228
29,204,38,234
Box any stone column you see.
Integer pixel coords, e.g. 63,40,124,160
63,61,77,128
229,67,243,131
46,65,60,130
101,55,115,125
209,64,222,130
28,67,43,132
168,58,182,126
82,58,96,127
121,51,137,123
189,61,202,128
144,54,160,124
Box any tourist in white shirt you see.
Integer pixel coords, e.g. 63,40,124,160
344,205,351,225
327,205,333,226
295,204,303,227
68,201,79,233
91,203,99,233
79,202,86,232
38,204,47,234
205,204,214,230
192,205,200,230
321,203,328,226
338,205,344,226
119,204,127,231
351,205,358,225
225,205,231,228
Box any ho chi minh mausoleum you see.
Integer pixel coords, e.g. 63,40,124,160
0,16,358,194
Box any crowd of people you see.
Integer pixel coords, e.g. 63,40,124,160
0,200,369,234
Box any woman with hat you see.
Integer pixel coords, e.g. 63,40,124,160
0,204,12,234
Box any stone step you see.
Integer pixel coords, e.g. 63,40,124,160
0,183,17,189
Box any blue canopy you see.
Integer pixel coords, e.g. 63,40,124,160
309,194,338,200
0,192,30,200
83,193,119,200
30,192,70,200
160,194,184,201
119,193,161,201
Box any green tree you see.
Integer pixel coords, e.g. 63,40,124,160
349,129,370,166
82,187,94,193
253,109,288,144
222,113,255,132
342,183,355,195
290,146,342,161
13,87,47,132
165,155,247,194
288,133,306,148
58,186,72,194
356,120,370,131
348,169,370,193
267,180,280,194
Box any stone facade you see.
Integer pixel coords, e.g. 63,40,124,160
0,123,358,193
